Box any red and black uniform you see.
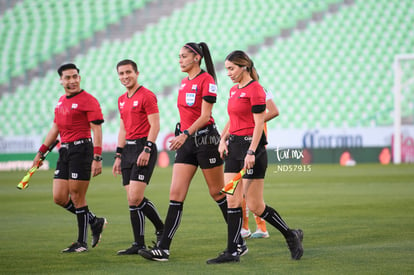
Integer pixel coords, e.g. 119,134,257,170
54,90,104,181
175,71,223,168
225,80,268,178
118,86,158,185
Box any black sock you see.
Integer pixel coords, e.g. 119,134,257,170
75,206,89,244
260,205,292,238
88,211,97,224
216,197,228,223
139,197,164,232
64,199,96,224
64,199,76,214
159,201,183,250
227,207,242,254
129,205,145,246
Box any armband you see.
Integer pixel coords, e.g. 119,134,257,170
94,146,102,155
38,144,48,154
116,147,123,154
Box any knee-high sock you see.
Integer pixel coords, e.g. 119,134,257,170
140,197,164,232
227,207,242,254
129,205,145,246
64,199,96,224
216,197,228,223
159,201,183,250
75,206,89,244
260,205,293,238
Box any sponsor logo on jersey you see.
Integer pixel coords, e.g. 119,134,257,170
186,92,196,106
230,91,236,97
57,102,62,107
71,103,78,109
180,83,186,90
119,102,125,108
239,92,246,98
209,83,217,94
133,100,139,107
191,84,198,91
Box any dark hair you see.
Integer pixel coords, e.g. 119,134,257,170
225,50,259,81
116,59,138,73
57,63,79,76
184,42,217,83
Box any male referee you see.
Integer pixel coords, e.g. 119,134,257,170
32,63,107,253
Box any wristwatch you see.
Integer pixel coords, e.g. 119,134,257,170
183,129,190,137
246,150,255,156
144,147,151,153
93,155,103,161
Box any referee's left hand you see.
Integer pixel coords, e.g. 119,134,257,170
92,160,102,177
244,154,255,170
169,134,187,151
137,151,150,167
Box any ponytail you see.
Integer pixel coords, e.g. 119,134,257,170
198,42,217,83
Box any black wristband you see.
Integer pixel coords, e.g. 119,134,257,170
146,141,154,148
116,147,123,154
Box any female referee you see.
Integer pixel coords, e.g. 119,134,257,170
139,42,235,261
207,51,303,264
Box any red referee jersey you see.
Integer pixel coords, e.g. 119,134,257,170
54,90,103,143
118,86,159,140
227,81,266,136
177,71,217,130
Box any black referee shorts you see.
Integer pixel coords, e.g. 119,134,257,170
224,134,268,179
54,139,93,181
174,124,223,169
121,138,157,186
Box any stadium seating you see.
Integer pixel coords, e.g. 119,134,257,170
0,0,413,138
0,0,152,85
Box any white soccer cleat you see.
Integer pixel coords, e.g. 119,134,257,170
241,228,251,239
250,229,270,239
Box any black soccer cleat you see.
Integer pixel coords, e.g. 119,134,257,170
206,250,240,264
138,247,170,262
117,243,146,255
286,229,304,260
238,241,249,256
61,242,88,253
91,217,107,248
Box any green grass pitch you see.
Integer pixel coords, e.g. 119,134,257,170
1,164,413,274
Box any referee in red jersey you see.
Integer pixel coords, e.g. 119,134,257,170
139,42,239,262
32,63,106,253
112,59,164,255
207,51,303,264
